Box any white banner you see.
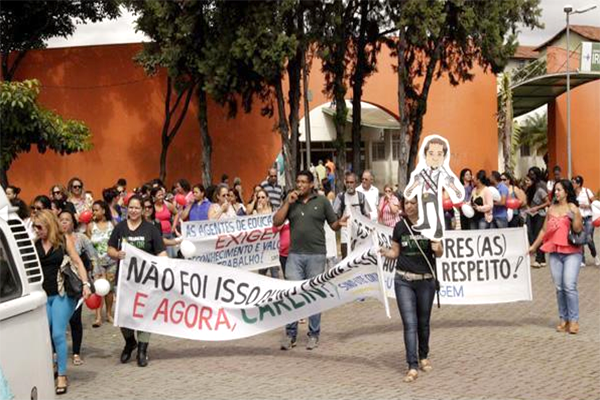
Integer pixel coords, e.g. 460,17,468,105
115,242,389,341
350,212,533,304
181,214,279,270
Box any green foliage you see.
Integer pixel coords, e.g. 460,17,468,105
0,80,92,172
386,0,543,182
0,1,120,80
519,112,548,154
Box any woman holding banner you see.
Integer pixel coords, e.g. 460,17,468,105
530,180,584,334
107,195,167,367
381,197,443,383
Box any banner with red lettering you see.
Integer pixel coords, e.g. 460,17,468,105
181,214,279,270
114,241,390,341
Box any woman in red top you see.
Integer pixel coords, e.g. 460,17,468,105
530,179,584,334
151,186,177,257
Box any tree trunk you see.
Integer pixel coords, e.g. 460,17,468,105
159,77,174,182
503,89,513,174
396,30,410,190
197,86,212,186
1,50,27,81
0,168,8,188
351,0,369,174
406,42,443,175
333,93,348,193
287,48,302,184
275,79,293,190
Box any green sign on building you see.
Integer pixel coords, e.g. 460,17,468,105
581,42,600,72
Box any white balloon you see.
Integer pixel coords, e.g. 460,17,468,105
488,186,501,202
93,278,111,296
461,203,475,218
180,240,197,258
592,200,600,221
507,208,514,222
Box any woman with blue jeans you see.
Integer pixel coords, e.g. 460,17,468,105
381,197,443,383
530,180,584,334
34,210,91,395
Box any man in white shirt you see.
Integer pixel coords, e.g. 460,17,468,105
356,170,379,221
333,172,371,258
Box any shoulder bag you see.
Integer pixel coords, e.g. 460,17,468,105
58,255,83,298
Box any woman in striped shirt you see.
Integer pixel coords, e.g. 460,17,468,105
378,184,402,227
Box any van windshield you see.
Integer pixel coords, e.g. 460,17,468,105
0,230,22,303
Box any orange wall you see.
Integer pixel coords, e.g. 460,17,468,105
9,43,498,202
548,81,600,193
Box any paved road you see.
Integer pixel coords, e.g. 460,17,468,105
63,243,600,400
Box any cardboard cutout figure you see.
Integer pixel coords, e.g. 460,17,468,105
404,135,464,240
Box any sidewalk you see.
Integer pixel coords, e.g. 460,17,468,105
63,239,600,400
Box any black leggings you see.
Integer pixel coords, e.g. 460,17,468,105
69,304,83,355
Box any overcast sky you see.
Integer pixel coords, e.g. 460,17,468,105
46,0,600,49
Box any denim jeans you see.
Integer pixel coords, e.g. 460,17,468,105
394,275,436,370
582,216,597,259
46,295,77,375
549,252,582,321
492,217,508,229
284,253,326,339
472,218,492,230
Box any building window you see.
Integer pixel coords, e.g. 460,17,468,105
372,141,386,161
392,134,401,160
520,144,531,157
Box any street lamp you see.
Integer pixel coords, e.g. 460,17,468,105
564,3,597,178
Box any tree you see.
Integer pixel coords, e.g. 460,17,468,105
1,80,92,186
348,0,387,175
128,0,213,185
386,0,543,189
317,0,359,191
0,1,120,81
519,112,547,155
498,73,514,173
208,1,306,189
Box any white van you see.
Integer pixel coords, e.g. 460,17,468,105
0,188,54,400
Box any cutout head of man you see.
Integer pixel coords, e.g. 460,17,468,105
403,135,464,240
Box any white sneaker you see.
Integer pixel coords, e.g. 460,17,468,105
580,262,586,268
595,256,600,266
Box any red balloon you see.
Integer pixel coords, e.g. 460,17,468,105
442,198,453,211
124,192,134,206
85,294,102,310
506,198,521,210
593,218,600,228
79,210,93,224
175,194,187,206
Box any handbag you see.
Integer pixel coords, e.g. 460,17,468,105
568,229,587,246
567,211,587,246
58,256,83,298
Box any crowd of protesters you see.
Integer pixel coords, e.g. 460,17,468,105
3,160,598,391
